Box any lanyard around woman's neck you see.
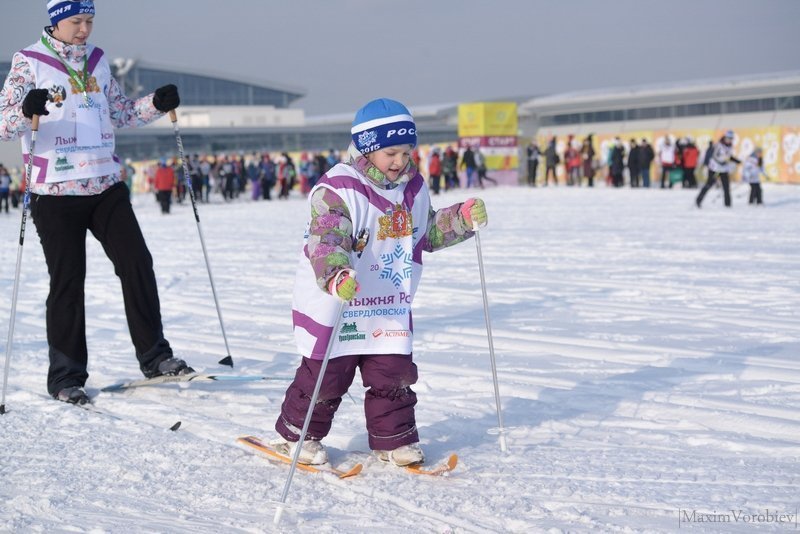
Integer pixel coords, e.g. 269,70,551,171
40,35,89,98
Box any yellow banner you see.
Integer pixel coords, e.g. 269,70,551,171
458,103,485,138
483,102,518,137
458,102,518,137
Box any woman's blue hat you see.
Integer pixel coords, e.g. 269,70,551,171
47,0,95,27
351,98,417,154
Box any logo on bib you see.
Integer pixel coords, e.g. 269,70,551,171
48,85,67,107
338,322,366,343
54,156,74,172
68,75,100,95
372,329,410,339
380,243,412,288
378,203,412,240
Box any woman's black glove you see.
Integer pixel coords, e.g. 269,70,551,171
153,84,180,112
22,89,50,119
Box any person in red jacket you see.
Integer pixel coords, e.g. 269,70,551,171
681,138,700,188
154,160,175,214
428,147,442,194
564,135,582,186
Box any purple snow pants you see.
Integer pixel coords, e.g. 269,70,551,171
275,354,419,451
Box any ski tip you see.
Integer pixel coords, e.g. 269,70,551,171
218,355,234,368
446,453,458,470
337,463,363,479
170,421,182,431
404,453,459,476
0,404,6,415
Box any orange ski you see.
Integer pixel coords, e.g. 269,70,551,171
237,435,362,479
404,453,458,476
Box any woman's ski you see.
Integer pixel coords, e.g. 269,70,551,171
102,373,289,392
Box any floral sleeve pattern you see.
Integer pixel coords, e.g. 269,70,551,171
106,76,163,129
0,52,35,141
423,202,475,252
306,187,354,293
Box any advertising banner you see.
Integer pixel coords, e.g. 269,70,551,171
458,102,519,183
781,127,800,183
536,127,797,184
457,103,518,138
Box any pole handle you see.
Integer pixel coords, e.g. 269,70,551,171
168,109,177,122
31,114,39,131
472,220,488,232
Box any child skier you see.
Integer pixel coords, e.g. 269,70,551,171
272,98,488,466
741,147,768,205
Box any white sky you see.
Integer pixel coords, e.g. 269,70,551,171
1,0,799,114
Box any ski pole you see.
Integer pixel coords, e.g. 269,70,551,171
2,115,39,415
734,182,748,200
274,300,346,525
710,179,740,205
168,110,233,367
473,220,507,452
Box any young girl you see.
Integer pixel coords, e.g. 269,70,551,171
271,98,487,466
742,147,767,205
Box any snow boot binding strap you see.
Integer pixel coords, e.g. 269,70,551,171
269,437,328,465
154,357,195,377
375,443,425,467
56,386,89,405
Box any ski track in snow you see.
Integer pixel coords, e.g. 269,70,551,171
1,184,799,532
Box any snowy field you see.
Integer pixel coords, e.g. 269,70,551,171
1,183,799,533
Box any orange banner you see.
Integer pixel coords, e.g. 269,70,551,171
537,127,797,183
780,127,800,183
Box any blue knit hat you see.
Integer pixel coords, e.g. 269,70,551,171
47,0,95,27
351,98,417,154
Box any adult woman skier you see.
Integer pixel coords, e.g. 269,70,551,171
0,0,193,404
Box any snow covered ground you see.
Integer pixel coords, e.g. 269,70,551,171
1,183,799,533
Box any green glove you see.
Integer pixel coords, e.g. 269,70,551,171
329,270,359,301
460,198,488,229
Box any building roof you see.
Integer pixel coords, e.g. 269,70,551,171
521,71,800,115
0,57,307,105
119,59,307,99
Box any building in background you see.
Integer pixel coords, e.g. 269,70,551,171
520,71,800,183
0,58,460,167
2,59,799,182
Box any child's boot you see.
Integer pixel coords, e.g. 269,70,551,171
270,437,328,465
374,442,425,466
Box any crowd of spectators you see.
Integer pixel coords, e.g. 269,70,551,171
525,135,709,189
0,133,769,214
